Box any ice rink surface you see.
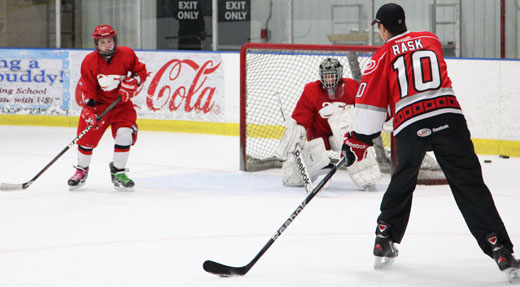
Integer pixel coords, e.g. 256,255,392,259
0,125,518,287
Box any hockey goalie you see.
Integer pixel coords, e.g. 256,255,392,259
274,58,382,191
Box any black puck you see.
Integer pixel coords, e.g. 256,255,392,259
499,155,510,159
484,160,492,163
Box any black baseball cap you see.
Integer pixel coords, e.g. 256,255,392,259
371,3,405,26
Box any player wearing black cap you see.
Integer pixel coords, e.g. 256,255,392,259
341,2,519,282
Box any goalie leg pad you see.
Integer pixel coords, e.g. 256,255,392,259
282,157,304,187
282,138,331,186
347,146,382,189
274,118,306,160
302,138,331,181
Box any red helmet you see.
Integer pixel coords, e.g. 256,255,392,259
92,24,117,60
92,24,116,40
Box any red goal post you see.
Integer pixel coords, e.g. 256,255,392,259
239,43,447,185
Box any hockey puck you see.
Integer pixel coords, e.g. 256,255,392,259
484,160,492,163
499,155,510,159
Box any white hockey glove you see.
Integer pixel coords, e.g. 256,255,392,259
274,118,306,160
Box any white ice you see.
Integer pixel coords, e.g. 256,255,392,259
0,125,518,287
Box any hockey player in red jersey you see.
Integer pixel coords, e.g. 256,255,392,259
341,3,519,281
68,24,147,192
275,58,381,190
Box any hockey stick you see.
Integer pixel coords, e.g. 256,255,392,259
202,156,346,277
0,96,122,191
276,93,314,193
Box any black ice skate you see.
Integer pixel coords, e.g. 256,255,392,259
68,166,89,191
487,233,520,283
373,220,399,269
109,162,135,192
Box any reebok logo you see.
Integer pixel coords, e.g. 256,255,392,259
294,149,310,185
433,124,449,132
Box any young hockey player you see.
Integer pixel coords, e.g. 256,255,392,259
275,58,382,191
68,24,147,192
341,3,519,282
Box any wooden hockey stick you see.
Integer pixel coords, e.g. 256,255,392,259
0,96,121,191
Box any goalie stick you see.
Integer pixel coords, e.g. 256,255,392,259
0,96,122,191
276,93,314,193
202,156,346,277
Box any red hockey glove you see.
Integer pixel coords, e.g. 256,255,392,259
342,132,369,167
81,105,98,128
118,77,138,103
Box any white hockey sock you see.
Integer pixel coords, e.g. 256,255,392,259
113,151,129,170
77,148,92,168
113,127,133,169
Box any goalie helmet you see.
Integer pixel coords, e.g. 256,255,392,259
92,24,117,60
319,58,343,99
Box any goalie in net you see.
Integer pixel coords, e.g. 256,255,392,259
274,58,382,190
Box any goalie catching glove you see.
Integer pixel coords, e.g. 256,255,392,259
342,132,370,167
118,77,139,103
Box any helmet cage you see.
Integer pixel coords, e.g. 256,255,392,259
319,58,343,90
94,36,117,58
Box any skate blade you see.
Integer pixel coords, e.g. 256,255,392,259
505,268,520,284
374,256,395,270
114,185,134,192
68,182,86,191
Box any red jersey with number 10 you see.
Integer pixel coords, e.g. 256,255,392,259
353,31,463,137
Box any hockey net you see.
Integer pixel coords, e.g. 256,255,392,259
240,43,446,185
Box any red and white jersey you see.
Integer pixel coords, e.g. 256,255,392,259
292,78,359,149
354,31,463,136
79,46,147,105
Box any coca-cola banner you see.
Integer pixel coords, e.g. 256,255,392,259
69,50,226,122
134,51,224,121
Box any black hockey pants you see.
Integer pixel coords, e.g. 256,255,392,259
377,116,513,258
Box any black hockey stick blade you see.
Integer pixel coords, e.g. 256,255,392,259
203,260,250,277
203,156,346,277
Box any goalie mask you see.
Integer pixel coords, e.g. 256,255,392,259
92,24,117,60
319,58,343,99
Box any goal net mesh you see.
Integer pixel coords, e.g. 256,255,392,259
240,43,446,185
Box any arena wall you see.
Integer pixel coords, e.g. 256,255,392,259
0,48,517,156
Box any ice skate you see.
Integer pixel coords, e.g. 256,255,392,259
505,268,520,284
109,162,135,192
68,166,89,191
373,220,399,270
487,233,520,283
